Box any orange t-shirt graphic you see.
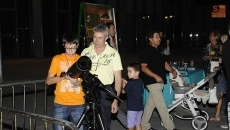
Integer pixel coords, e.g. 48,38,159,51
48,53,85,105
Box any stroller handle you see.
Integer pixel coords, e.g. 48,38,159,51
203,71,217,83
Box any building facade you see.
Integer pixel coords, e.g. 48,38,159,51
0,0,229,59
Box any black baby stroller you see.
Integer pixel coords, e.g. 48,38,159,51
161,71,217,130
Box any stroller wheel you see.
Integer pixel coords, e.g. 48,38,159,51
200,110,209,121
192,115,208,130
161,114,173,127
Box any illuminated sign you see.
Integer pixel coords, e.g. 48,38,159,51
212,5,226,18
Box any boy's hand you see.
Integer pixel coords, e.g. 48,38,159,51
65,75,81,86
122,78,127,88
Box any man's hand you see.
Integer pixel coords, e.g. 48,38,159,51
155,75,163,83
111,101,118,113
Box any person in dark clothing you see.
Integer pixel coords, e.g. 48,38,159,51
140,30,177,130
223,24,230,129
122,62,144,130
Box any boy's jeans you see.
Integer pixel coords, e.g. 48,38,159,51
53,103,85,130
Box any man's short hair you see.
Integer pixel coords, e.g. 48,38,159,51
93,24,109,37
148,30,160,38
62,32,79,45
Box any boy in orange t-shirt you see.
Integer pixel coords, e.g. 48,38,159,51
46,32,85,130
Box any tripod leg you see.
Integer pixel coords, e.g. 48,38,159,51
76,105,90,128
94,104,108,130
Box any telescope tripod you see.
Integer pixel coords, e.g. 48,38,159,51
76,90,108,130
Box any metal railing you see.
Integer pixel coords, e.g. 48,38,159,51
0,80,78,130
0,106,78,130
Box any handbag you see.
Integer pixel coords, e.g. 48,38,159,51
208,87,218,104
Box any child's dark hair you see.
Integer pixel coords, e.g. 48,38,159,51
128,62,141,72
62,32,79,45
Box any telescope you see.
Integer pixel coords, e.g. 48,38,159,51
61,56,123,102
60,56,92,79
63,56,123,130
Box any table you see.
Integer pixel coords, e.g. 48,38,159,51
143,69,205,107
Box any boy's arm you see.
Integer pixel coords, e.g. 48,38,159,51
46,73,64,85
46,57,66,85
46,72,81,86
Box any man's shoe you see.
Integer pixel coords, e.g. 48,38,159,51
220,124,228,129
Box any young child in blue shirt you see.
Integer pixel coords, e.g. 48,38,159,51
122,62,144,130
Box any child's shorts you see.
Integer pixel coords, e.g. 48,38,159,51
127,110,143,128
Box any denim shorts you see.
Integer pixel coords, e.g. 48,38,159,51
127,110,143,128
53,103,85,130
218,70,227,94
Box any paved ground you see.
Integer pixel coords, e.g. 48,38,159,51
0,47,228,130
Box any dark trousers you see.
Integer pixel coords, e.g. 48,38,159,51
100,90,112,130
